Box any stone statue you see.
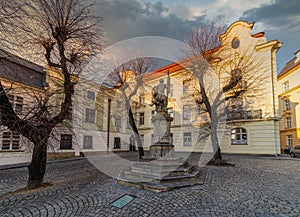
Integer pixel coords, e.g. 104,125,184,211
151,78,168,113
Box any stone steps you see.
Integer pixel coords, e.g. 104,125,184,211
117,170,206,193
131,162,194,177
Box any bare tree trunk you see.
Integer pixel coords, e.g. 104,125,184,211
210,119,222,165
128,107,144,159
27,136,48,189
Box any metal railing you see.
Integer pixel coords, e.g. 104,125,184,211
226,109,262,121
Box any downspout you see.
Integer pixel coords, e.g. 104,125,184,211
107,98,111,152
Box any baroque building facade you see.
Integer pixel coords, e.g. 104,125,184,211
134,21,281,155
0,20,283,165
277,50,300,151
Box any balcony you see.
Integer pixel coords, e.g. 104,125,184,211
226,109,262,121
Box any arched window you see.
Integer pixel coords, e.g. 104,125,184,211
231,128,247,145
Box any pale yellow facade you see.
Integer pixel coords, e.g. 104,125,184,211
278,50,300,150
135,21,281,155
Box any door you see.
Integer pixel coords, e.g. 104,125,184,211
114,137,121,149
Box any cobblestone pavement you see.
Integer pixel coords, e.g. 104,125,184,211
0,153,300,217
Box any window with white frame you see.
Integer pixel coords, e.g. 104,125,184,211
60,134,72,149
139,112,145,125
284,99,290,110
115,115,122,127
7,94,23,114
1,131,20,150
183,105,191,120
285,117,291,128
85,108,96,123
283,81,289,92
83,135,93,149
287,135,293,147
231,128,247,145
87,90,96,100
183,132,192,146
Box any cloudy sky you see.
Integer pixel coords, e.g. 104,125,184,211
97,0,300,71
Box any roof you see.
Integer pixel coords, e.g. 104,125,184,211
0,49,46,89
143,20,270,83
143,46,221,82
0,49,44,72
277,57,300,79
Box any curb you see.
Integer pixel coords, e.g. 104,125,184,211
0,157,86,170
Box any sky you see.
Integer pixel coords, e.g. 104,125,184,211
97,0,300,72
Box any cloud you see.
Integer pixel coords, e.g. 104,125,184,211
95,0,299,70
97,0,206,45
241,0,300,31
240,0,300,70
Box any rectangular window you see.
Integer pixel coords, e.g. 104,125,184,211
15,96,23,113
285,117,291,128
287,135,293,147
183,80,189,94
231,128,247,145
83,135,93,149
85,108,96,123
60,134,72,149
139,112,145,125
1,131,20,150
87,91,96,100
283,81,289,92
183,105,191,120
115,115,122,127
6,95,23,113
284,99,290,110
183,132,192,146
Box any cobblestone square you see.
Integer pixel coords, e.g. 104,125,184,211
0,153,299,217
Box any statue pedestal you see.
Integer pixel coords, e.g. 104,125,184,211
117,81,203,192
150,113,174,158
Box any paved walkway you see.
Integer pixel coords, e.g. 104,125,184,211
0,153,299,217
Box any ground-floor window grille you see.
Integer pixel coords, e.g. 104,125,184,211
1,131,20,150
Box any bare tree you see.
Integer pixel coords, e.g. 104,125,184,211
107,57,153,159
183,20,269,165
0,0,103,188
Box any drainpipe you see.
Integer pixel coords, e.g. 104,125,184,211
107,98,111,152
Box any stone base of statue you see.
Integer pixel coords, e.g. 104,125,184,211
117,112,205,192
150,112,174,158
117,78,205,192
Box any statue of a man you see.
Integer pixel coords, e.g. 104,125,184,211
151,78,168,113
